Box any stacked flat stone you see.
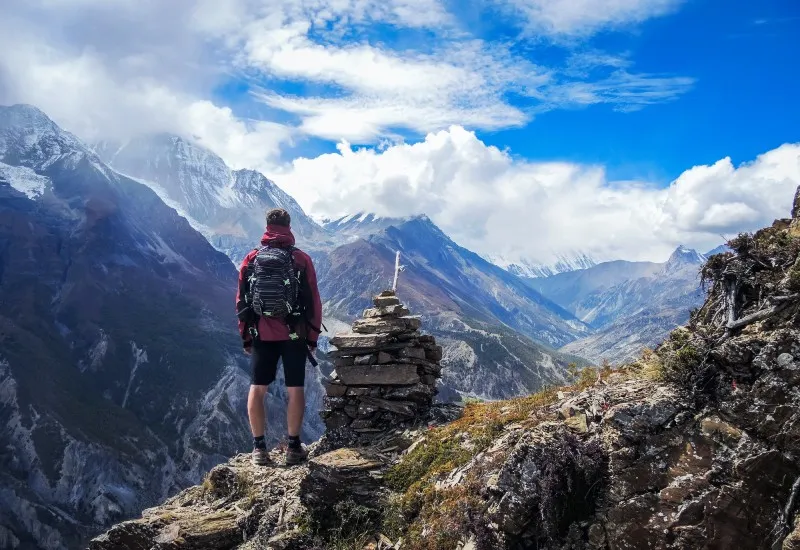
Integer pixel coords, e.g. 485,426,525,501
322,290,443,439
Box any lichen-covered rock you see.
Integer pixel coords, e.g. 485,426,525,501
92,190,800,550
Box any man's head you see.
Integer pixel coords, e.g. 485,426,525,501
266,208,291,227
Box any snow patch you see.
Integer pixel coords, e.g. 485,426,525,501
113,170,211,235
83,330,108,372
146,235,188,266
122,342,148,408
0,162,50,199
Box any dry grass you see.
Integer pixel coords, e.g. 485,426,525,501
382,367,617,550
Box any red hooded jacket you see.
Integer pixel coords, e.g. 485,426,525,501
236,225,322,347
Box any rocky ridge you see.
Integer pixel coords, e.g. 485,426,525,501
322,291,443,445
90,186,800,549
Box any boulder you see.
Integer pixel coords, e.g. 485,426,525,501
383,383,435,403
354,354,377,366
336,364,420,386
330,333,390,349
399,346,426,360
352,316,421,335
374,296,401,307
358,396,417,417
324,381,347,398
304,448,385,505
362,304,411,318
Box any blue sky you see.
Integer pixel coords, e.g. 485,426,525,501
494,0,800,181
208,0,800,184
2,0,799,263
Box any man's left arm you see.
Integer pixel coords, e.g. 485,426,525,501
303,254,323,348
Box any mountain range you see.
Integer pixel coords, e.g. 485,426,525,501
0,105,324,550
0,103,722,548
93,136,330,263
531,246,713,363
97,133,596,403
485,250,597,279
92,124,719,387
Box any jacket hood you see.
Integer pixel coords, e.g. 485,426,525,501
261,224,296,248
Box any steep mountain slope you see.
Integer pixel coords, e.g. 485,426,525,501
0,105,323,550
559,246,707,362
318,216,590,399
94,135,331,262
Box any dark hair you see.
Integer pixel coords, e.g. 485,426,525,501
266,208,291,227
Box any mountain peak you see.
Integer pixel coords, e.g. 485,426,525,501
487,250,597,279
5,103,52,120
324,212,439,244
660,245,706,277
668,245,706,265
0,104,88,166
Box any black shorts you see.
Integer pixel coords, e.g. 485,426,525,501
251,339,307,387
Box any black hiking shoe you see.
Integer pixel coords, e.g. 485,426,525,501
285,445,308,465
251,447,270,466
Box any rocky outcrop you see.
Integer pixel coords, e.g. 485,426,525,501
321,291,442,444
91,189,800,549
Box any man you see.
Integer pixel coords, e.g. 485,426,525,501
236,208,322,466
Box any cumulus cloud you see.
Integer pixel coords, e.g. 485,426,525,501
0,0,697,157
0,0,293,169
236,1,693,141
273,128,800,263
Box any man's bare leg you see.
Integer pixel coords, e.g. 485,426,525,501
286,386,305,437
248,385,269,436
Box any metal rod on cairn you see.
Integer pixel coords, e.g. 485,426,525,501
392,251,401,292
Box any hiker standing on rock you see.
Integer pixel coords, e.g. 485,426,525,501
236,208,323,466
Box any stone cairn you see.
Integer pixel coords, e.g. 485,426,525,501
321,290,443,442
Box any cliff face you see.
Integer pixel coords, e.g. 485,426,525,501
91,189,800,550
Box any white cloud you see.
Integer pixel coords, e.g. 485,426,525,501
235,2,693,142
543,70,695,112
0,0,295,169
273,128,800,263
502,0,684,36
0,0,696,157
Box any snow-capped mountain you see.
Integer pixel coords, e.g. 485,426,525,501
0,105,325,549
323,212,418,244
661,245,707,277
486,251,597,279
94,135,331,263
